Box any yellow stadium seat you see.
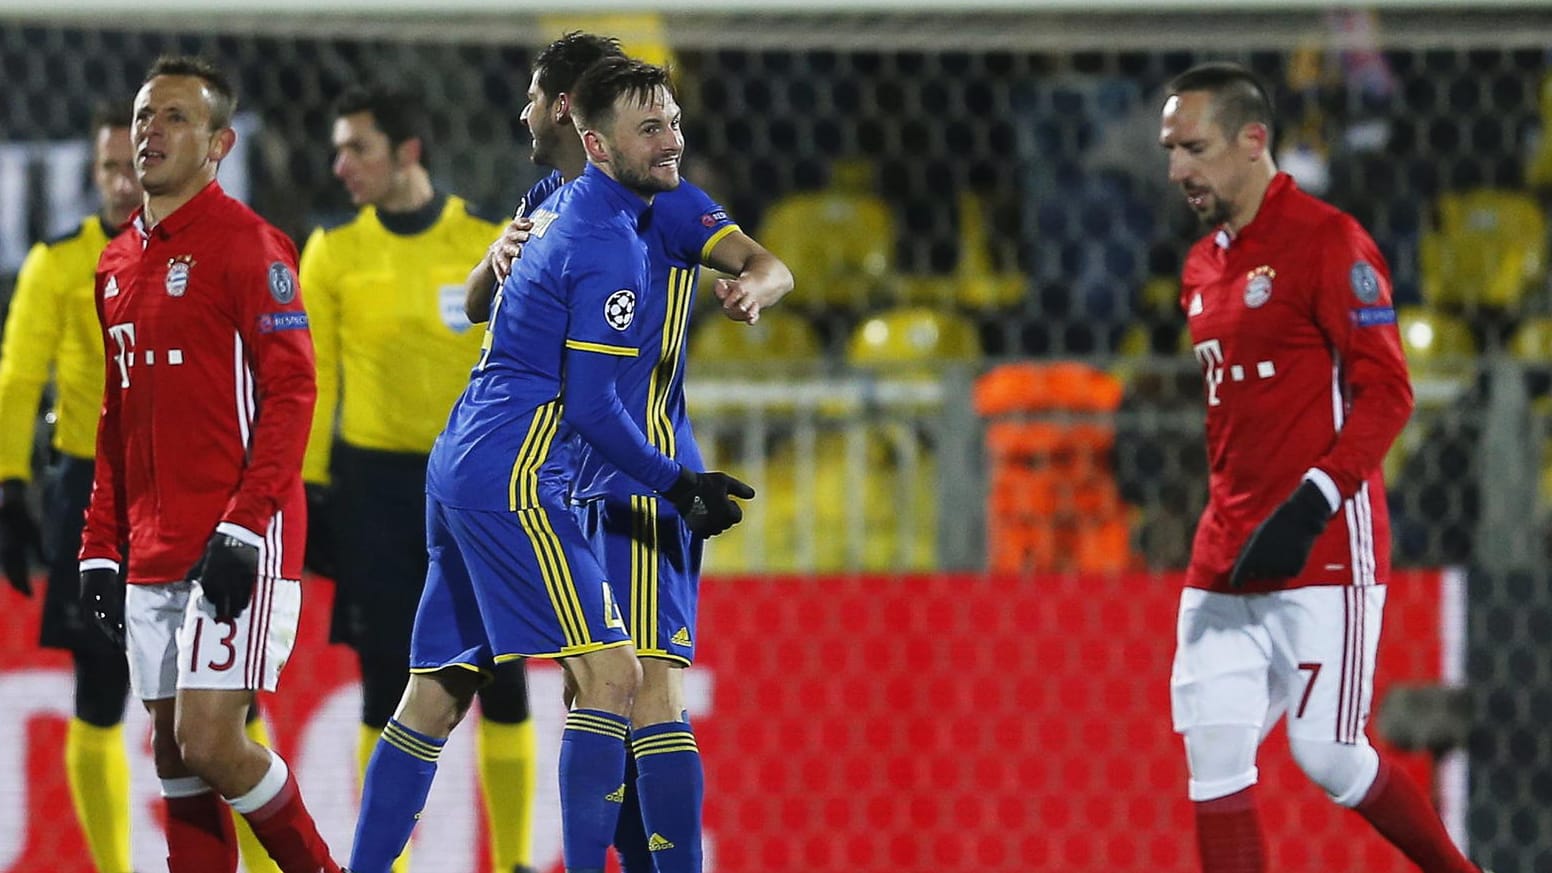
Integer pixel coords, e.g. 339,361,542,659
895,193,1024,310
705,428,937,573
757,160,895,313
1528,72,1552,190
1419,189,1547,313
1386,306,1479,483
845,306,982,371
1509,315,1552,363
688,309,823,372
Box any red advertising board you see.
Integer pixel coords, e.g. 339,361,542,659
0,570,1458,872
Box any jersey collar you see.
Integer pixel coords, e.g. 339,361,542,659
1214,172,1296,250
137,180,225,242
374,192,448,236
582,163,652,227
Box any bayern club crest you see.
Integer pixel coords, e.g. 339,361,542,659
165,256,194,297
1243,265,1276,309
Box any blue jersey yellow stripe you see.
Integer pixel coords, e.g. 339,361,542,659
516,505,591,648
630,494,659,651
565,339,639,357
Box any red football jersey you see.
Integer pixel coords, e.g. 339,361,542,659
81,182,316,584
1181,173,1413,593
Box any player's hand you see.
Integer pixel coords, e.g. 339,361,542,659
303,484,338,579
490,216,534,284
714,277,762,324
0,478,44,596
188,533,260,621
663,467,755,538
79,567,125,648
1229,480,1333,588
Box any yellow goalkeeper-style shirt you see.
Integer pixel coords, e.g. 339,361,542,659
301,194,502,484
0,217,114,480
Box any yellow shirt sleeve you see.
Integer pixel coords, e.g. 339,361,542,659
0,241,68,481
300,226,340,486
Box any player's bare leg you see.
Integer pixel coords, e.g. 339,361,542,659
168,688,339,873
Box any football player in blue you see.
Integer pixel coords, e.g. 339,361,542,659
463,33,793,873
347,58,753,873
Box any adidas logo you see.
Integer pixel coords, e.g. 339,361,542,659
671,627,691,646
605,783,627,803
647,833,676,851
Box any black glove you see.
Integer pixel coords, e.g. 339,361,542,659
0,478,44,596
79,567,125,647
1229,480,1334,588
188,533,260,621
303,484,338,579
663,467,755,538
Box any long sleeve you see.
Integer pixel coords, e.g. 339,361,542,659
560,345,680,494
79,267,127,568
219,229,317,534
298,226,339,485
1308,213,1415,498
0,242,67,481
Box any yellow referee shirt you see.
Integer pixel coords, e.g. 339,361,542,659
0,217,114,480
301,195,502,484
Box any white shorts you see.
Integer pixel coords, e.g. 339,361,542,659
1170,585,1386,744
125,577,302,701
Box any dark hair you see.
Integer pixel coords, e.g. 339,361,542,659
143,55,237,130
90,99,133,133
535,31,626,100
571,57,675,135
1166,62,1275,146
335,84,430,164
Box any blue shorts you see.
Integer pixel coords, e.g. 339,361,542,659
410,494,632,675
576,494,703,666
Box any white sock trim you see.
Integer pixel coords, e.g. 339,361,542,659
160,776,211,799
1188,767,1259,802
226,748,290,814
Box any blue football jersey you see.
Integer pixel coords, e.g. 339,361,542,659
427,165,681,511
566,180,739,500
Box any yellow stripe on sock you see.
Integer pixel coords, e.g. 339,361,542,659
383,722,444,762
565,712,630,740
632,731,700,757
477,718,538,871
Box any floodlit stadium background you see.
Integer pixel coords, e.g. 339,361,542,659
2,2,1551,871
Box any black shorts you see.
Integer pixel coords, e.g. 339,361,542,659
39,453,119,654
327,444,431,659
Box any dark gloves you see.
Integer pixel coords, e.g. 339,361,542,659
1229,480,1334,588
188,533,260,621
0,478,44,596
79,567,125,647
663,467,755,538
303,484,338,579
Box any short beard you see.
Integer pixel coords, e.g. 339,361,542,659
615,163,678,197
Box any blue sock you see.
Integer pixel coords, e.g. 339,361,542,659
349,719,446,873
559,709,631,873
631,721,704,873
613,752,653,873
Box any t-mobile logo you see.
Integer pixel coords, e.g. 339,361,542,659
1193,338,1225,407
107,322,136,388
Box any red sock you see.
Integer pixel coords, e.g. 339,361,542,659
165,790,239,873
1354,757,1476,873
241,771,342,873
1195,786,1266,873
